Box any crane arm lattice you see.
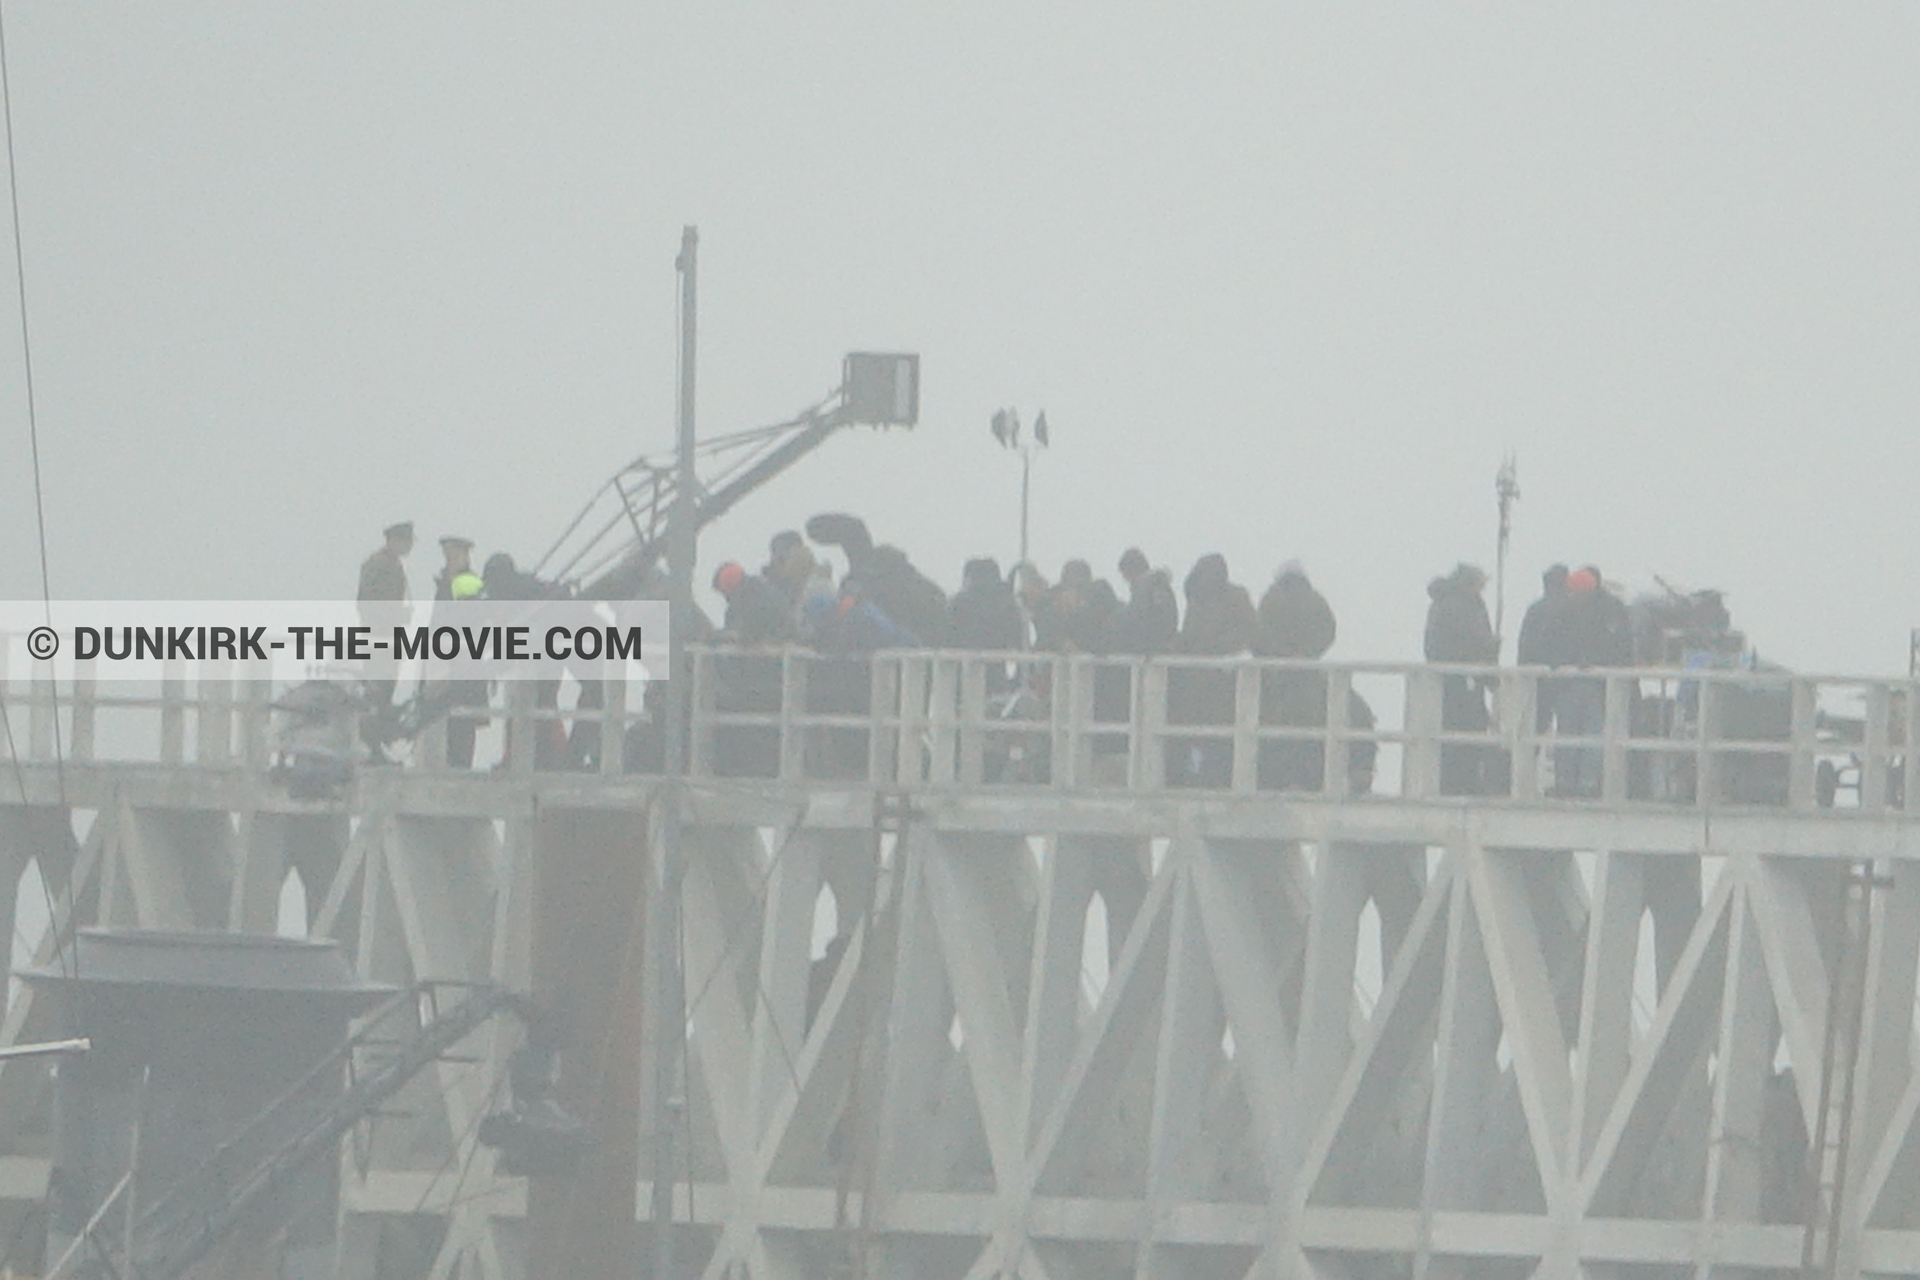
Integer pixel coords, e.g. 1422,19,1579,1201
534,387,852,600
117,983,527,1280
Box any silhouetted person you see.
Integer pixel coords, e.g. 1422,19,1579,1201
806,513,950,646
1012,564,1050,642
357,521,413,611
1424,563,1500,796
1517,564,1572,736
1113,548,1178,655
949,557,1024,694
356,521,413,755
714,561,795,646
1178,554,1257,657
1171,554,1256,786
1255,562,1337,790
799,574,918,780
1039,559,1119,654
1041,561,1123,754
1255,561,1335,659
433,534,476,602
428,562,487,768
1517,564,1571,665
1575,564,1634,667
762,530,816,611
1555,566,1634,797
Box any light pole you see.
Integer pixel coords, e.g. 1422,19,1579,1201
991,408,1049,569
649,225,698,1280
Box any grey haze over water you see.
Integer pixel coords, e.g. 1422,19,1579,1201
0,5,1913,676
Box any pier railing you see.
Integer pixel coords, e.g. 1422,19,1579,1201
1,648,1913,813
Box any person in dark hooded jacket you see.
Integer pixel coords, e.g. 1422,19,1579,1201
713,561,795,647
1255,562,1337,790
806,513,950,647
1039,559,1120,654
1517,564,1572,737
762,530,816,612
949,557,1024,650
1566,564,1634,668
1178,554,1257,656
949,557,1024,696
1516,565,1571,666
1169,553,1256,787
1256,561,1336,659
1424,563,1503,796
1551,566,1635,797
1113,548,1178,655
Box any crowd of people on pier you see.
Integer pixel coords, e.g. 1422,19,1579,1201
347,512,1744,795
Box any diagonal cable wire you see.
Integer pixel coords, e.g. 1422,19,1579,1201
0,0,75,985
0,0,50,617
409,1064,507,1220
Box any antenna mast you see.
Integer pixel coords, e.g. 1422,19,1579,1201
1494,452,1520,653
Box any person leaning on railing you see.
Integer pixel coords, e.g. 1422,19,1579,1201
1255,562,1337,792
798,572,922,779
1170,554,1258,788
948,558,1025,698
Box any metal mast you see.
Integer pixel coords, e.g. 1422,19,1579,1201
1494,452,1519,653
648,225,698,1279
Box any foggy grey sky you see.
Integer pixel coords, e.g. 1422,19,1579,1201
0,4,1915,675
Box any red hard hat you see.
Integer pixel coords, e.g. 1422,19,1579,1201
1567,568,1597,593
713,562,746,595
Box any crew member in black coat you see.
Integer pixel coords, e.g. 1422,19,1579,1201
1517,563,1572,734
1255,561,1337,790
1424,563,1502,796
1113,548,1178,655
948,557,1025,696
805,513,951,647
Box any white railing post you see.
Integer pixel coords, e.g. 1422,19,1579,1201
1788,678,1818,811
1046,655,1071,789
893,654,927,787
928,656,957,786
1502,669,1538,801
778,651,808,782
1135,662,1168,791
1404,668,1442,800
1231,664,1259,794
1862,683,1890,813
1053,655,1096,790
869,655,900,786
1601,672,1630,805
958,657,987,787
1694,677,1717,807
